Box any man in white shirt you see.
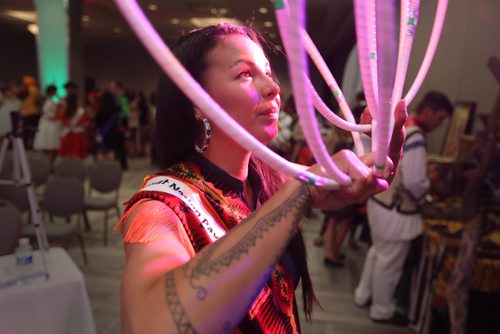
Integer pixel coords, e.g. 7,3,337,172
354,91,453,325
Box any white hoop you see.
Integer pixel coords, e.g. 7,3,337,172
113,0,448,188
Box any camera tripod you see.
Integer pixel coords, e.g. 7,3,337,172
0,112,49,279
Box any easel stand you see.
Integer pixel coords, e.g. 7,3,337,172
0,115,50,280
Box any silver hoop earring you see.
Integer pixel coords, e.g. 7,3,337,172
194,117,211,153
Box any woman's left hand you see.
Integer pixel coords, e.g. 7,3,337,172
306,100,407,210
360,99,407,184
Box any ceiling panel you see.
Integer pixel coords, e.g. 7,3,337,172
0,0,354,49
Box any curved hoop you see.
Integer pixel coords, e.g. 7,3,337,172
274,0,352,185
404,0,448,105
113,0,447,188
113,0,342,189
301,29,367,155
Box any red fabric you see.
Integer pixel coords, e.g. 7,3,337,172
58,111,89,158
297,146,314,166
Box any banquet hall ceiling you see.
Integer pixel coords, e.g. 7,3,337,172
0,0,355,52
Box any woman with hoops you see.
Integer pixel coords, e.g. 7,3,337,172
116,23,407,334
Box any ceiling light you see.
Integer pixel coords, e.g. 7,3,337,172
27,23,38,35
5,10,36,23
81,15,90,22
190,17,241,28
148,4,158,11
258,7,268,14
113,27,122,34
209,8,228,15
170,18,180,25
263,21,273,28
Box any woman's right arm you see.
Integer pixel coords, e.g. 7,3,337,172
121,178,313,334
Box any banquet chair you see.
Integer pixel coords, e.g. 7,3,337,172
27,151,51,204
0,199,22,256
0,183,30,213
28,151,51,187
53,158,88,227
0,151,13,179
0,153,68,225
0,152,45,222
22,175,88,264
53,158,87,181
83,160,122,246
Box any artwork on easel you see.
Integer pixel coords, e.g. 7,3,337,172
441,101,476,159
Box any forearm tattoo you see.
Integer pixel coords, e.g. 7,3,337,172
165,183,312,333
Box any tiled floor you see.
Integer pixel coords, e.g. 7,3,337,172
66,157,409,334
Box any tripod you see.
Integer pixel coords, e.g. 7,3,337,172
0,112,49,279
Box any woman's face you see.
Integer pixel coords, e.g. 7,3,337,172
201,34,281,144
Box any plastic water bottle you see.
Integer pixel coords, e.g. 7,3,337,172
15,238,33,283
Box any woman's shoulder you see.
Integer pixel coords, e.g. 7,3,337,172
117,198,182,243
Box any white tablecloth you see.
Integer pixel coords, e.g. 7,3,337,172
0,247,96,334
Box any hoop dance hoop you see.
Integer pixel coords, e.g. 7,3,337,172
113,0,448,188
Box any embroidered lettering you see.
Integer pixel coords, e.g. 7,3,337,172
148,178,169,186
169,183,181,192
142,176,226,242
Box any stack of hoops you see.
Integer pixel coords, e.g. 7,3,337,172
113,0,448,189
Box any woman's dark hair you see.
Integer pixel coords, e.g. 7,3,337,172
155,22,318,319
155,23,263,169
65,93,78,119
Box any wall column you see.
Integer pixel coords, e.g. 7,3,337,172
35,0,69,94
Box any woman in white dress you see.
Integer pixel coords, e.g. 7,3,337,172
34,85,61,164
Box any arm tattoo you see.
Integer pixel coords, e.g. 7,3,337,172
165,272,196,334
165,183,312,333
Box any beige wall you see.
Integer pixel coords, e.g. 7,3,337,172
405,0,500,153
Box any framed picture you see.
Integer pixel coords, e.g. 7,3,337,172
441,101,476,159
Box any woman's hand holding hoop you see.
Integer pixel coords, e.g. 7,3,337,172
360,99,407,183
306,100,407,210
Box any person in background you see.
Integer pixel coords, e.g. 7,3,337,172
352,92,367,124
349,91,369,249
85,89,101,156
128,93,141,157
0,82,21,141
269,95,297,159
148,91,158,165
19,75,41,149
33,85,61,165
109,80,129,169
94,90,122,163
115,23,407,333
58,93,89,159
64,81,78,99
137,92,150,157
322,140,356,267
314,108,366,252
354,91,453,326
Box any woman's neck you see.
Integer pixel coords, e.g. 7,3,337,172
203,136,251,181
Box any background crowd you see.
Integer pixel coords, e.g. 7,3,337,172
0,76,154,171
